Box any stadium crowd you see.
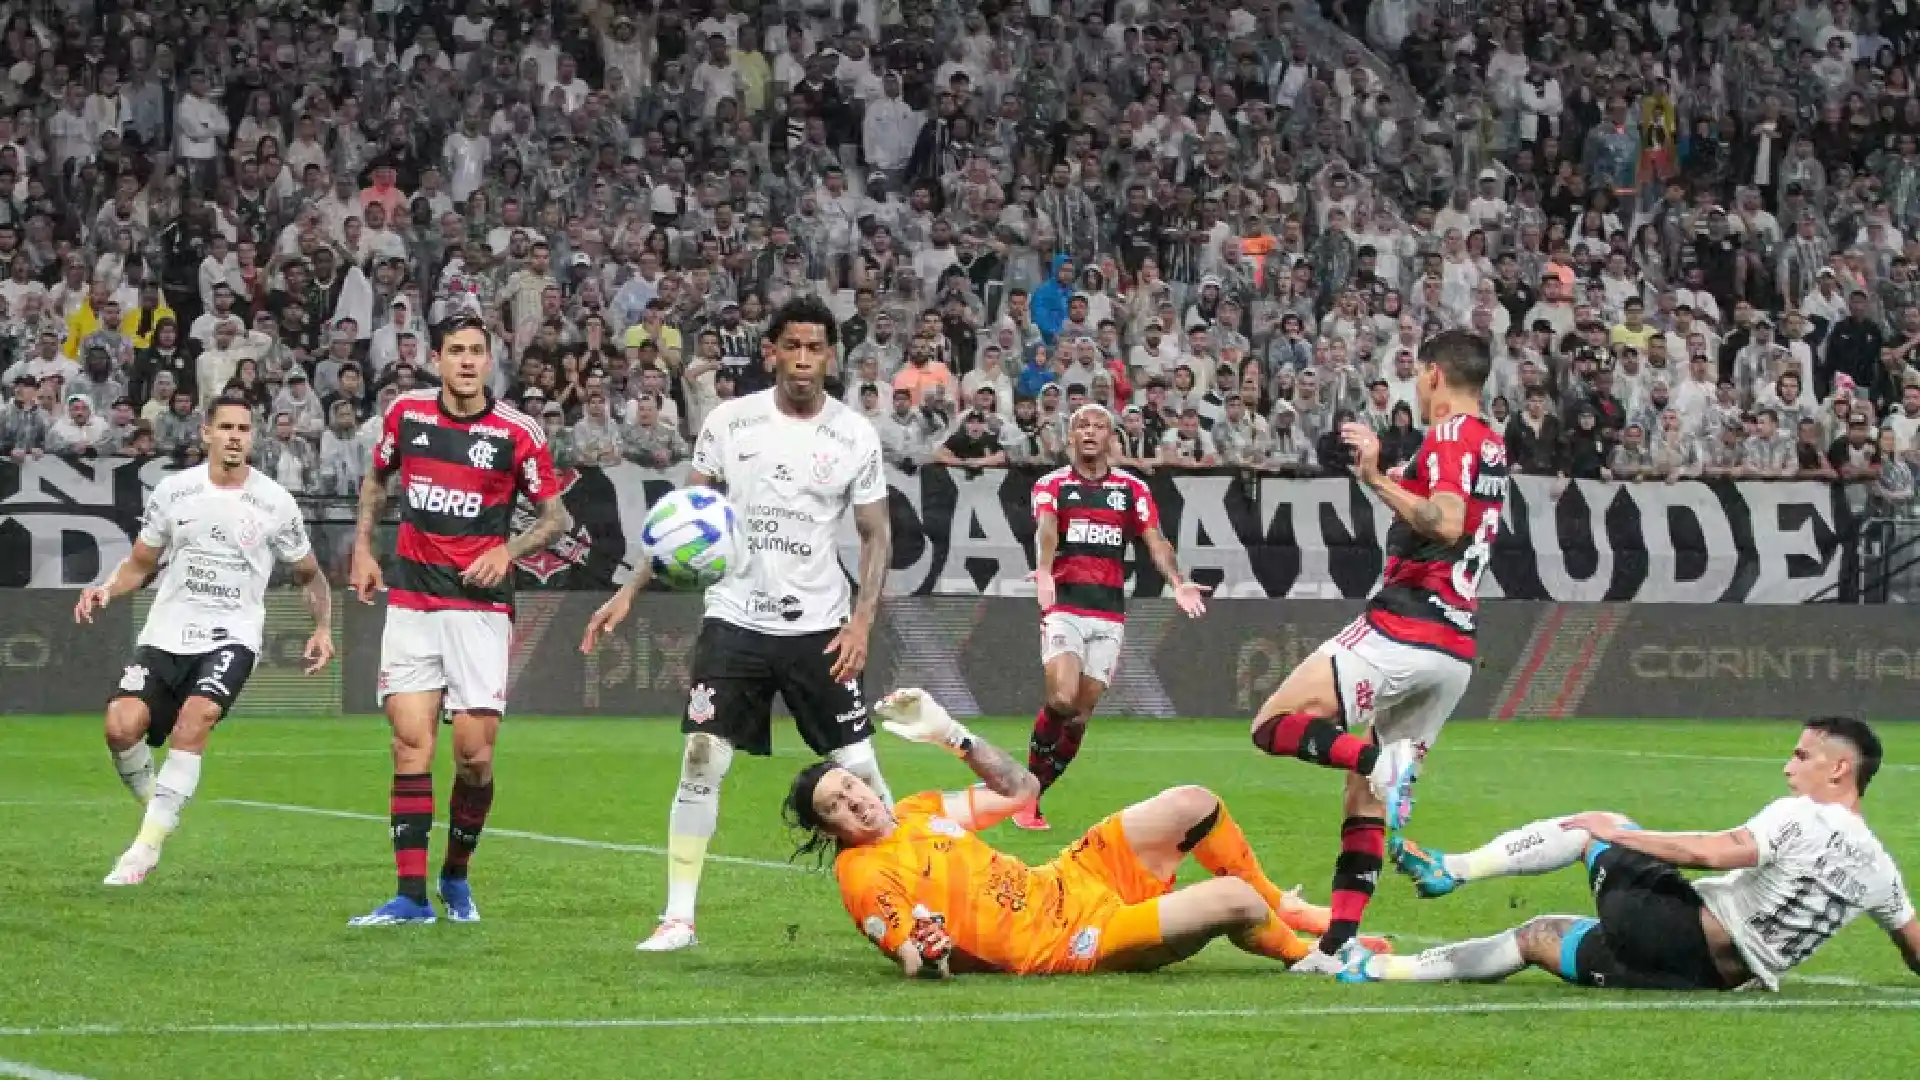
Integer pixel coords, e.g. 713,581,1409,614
0,0,1908,520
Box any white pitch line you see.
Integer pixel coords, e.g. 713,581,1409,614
215,799,811,874
3,997,1918,1040
1534,746,1920,773
0,1058,99,1079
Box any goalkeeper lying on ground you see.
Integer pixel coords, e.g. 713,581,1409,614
784,689,1390,977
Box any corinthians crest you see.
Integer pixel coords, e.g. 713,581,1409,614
511,467,594,584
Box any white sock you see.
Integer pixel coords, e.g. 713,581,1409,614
1368,929,1526,983
111,743,156,804
829,739,894,807
134,750,202,851
662,735,733,924
1443,819,1592,882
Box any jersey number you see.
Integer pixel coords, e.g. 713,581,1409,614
1748,878,1851,967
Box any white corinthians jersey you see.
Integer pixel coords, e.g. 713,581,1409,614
1695,795,1913,990
136,465,312,654
691,390,886,636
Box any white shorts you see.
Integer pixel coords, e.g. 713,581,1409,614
1312,615,1473,757
378,607,512,715
1040,611,1125,687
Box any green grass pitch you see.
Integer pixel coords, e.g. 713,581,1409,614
2,715,1918,1080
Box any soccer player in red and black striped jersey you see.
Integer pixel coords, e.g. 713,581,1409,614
345,313,570,926
1247,329,1508,972
1018,404,1209,831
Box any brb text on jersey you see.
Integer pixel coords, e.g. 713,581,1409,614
1366,413,1508,660
1031,467,1159,622
373,390,558,614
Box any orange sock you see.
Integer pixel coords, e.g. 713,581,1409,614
1234,912,1311,964
1185,801,1288,914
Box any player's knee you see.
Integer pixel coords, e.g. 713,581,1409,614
1162,784,1220,822
1211,877,1269,925
170,701,222,750
683,732,735,782
103,700,148,749
1042,686,1079,718
453,743,494,784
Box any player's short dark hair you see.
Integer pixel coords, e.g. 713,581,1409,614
766,295,839,350
432,312,489,352
1419,328,1493,393
783,760,843,864
206,388,254,422
1805,715,1883,795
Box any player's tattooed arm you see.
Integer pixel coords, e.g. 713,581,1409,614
1368,476,1467,544
505,496,573,560
1142,527,1184,587
352,468,388,550
851,498,891,626
288,554,333,633
962,736,1041,803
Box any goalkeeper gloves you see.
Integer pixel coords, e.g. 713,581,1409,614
875,688,975,757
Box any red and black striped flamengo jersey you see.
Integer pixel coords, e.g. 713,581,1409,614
1031,466,1159,623
373,389,558,615
1366,412,1508,660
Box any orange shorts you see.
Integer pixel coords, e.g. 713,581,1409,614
1034,813,1176,974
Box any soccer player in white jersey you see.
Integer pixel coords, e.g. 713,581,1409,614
76,389,335,886
1338,716,1920,990
581,294,896,953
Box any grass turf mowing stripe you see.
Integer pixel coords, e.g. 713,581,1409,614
3,998,1920,1039
216,799,812,874
0,1059,99,1079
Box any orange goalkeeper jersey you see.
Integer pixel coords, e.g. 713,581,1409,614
833,792,1154,975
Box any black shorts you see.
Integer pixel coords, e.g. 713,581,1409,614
1564,843,1733,991
681,618,870,757
109,644,258,747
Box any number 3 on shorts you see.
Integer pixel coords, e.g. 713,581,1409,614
1451,512,1499,597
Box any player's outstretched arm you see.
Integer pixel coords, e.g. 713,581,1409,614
875,689,1039,828
75,540,162,623
1142,526,1209,617
1562,814,1760,871
581,557,654,654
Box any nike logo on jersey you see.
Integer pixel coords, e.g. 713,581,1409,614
738,451,759,459
412,433,430,447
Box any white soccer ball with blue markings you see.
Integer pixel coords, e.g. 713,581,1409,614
640,486,740,589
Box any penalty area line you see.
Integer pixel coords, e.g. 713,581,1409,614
3,997,1919,1039
214,799,812,874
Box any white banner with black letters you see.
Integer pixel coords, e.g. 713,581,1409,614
0,458,1849,603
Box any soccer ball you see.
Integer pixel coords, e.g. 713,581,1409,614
640,486,740,589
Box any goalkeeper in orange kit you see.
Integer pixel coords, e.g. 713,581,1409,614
786,689,1389,977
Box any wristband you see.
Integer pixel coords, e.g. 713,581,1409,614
943,722,976,757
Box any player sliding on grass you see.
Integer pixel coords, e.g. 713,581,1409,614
79,389,334,886
1018,404,1208,831
789,688,1387,977
1246,329,1507,973
1341,716,1920,990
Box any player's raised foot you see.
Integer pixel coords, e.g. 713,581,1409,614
1277,885,1330,935
1369,738,1420,830
347,896,437,926
102,842,160,886
1336,943,1383,984
1389,836,1460,899
635,918,698,952
437,877,481,923
1010,803,1049,831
